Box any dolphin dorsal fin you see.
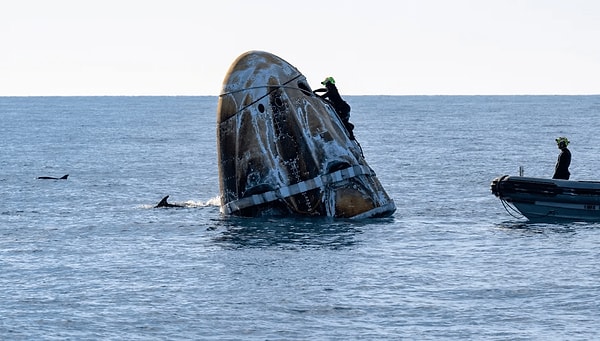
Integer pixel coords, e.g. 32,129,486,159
155,195,170,208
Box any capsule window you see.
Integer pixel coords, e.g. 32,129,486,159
297,81,311,95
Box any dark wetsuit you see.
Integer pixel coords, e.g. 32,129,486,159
552,147,571,180
314,83,354,139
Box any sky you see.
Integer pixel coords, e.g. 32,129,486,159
2,0,600,96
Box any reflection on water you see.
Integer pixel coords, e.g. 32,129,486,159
494,220,588,235
210,216,394,249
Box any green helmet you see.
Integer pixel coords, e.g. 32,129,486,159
555,136,570,147
321,76,335,85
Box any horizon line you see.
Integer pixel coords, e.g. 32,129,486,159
1,93,599,98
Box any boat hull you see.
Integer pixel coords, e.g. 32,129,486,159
216,51,395,218
491,175,600,221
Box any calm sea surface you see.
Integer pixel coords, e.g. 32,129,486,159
1,96,600,340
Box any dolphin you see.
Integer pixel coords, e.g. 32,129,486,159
155,195,184,208
37,174,69,180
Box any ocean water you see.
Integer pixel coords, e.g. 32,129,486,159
1,95,600,340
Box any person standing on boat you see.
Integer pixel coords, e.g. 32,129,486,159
314,77,355,140
552,136,571,180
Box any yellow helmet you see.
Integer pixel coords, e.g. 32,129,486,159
555,136,570,147
321,77,335,85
